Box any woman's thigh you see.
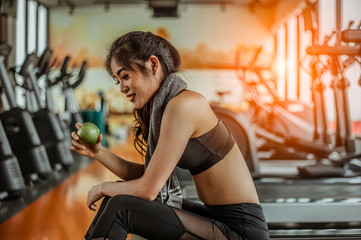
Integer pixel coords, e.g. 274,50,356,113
87,195,241,240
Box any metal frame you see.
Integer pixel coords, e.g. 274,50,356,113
262,201,361,223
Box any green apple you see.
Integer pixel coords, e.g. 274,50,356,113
77,122,100,145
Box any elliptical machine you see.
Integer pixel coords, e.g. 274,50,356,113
214,20,361,178
298,21,361,176
0,43,52,181
15,51,74,171
37,49,73,147
58,56,86,132
0,119,26,199
235,47,318,161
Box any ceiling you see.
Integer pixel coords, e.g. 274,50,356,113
36,0,279,9
36,0,279,17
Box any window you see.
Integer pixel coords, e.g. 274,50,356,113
15,0,25,66
37,5,48,55
16,0,48,65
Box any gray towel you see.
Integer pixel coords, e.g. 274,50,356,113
144,73,187,208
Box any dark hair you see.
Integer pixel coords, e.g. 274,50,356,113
105,31,181,156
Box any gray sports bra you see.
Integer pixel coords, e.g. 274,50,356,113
177,118,236,175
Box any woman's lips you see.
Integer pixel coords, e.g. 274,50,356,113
127,94,136,102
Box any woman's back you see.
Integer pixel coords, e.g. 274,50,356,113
173,90,260,206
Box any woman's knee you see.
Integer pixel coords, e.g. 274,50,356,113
105,194,143,212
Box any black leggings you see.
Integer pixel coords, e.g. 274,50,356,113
85,195,269,240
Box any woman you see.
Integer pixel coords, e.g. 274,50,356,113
70,31,269,240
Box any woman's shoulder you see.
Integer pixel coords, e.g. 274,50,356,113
166,90,214,120
174,90,208,104
164,90,218,137
167,90,208,112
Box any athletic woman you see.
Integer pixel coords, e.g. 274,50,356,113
70,31,269,240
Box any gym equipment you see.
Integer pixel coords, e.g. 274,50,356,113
58,56,86,132
37,49,73,146
0,43,52,181
0,145,92,225
16,51,74,171
341,21,361,44
0,119,26,198
181,176,361,240
224,29,361,178
235,47,319,161
298,23,361,177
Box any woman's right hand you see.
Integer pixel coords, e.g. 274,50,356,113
69,122,103,159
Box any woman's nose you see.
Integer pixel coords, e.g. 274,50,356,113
120,83,129,94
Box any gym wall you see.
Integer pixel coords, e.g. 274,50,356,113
48,4,274,114
44,0,361,126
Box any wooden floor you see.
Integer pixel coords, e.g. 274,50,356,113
0,137,143,240
1,123,361,240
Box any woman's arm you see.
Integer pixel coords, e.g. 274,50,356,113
94,146,144,181
70,123,144,181
87,92,210,209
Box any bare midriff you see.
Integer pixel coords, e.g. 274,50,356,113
192,144,260,206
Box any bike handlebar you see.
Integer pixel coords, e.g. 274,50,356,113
306,45,361,55
60,56,71,75
36,48,53,78
70,60,87,89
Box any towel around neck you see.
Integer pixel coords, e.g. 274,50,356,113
144,73,188,208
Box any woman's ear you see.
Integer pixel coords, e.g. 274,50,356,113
148,55,159,75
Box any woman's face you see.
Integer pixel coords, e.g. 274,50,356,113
110,58,160,109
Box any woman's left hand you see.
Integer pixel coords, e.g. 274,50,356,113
87,182,107,211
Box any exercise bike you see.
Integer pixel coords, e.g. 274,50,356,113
215,22,361,178
0,43,52,181
14,51,74,171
